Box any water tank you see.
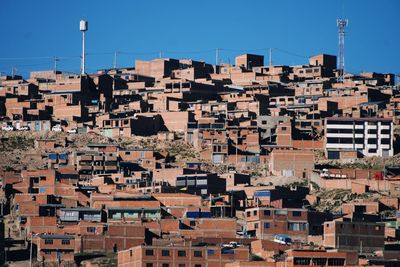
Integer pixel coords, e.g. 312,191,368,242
80,20,88,31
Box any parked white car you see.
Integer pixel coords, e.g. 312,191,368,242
52,125,63,132
18,126,30,131
67,128,77,134
2,125,14,131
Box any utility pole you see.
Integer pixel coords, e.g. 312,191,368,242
397,73,400,89
29,237,33,267
236,126,238,165
159,51,162,59
113,51,118,69
53,56,59,73
269,48,272,66
216,48,219,66
230,190,233,217
29,233,39,267
11,66,17,77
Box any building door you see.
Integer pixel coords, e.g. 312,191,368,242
104,129,112,137
212,154,223,164
34,121,40,132
382,150,389,157
57,251,62,263
43,123,50,131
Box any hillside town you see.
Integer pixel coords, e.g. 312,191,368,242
0,48,400,267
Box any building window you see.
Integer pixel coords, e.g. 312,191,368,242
44,239,53,245
194,251,202,257
161,250,170,257
61,239,70,245
253,210,257,216
327,258,345,266
87,227,96,233
195,265,202,267
190,221,196,226
146,264,153,267
162,264,169,267
367,139,377,144
263,210,271,216
312,258,327,266
145,249,154,256
381,139,390,144
207,249,215,255
292,211,302,217
264,222,270,229
355,138,364,144
178,264,186,267
178,250,186,257
288,222,307,231
254,223,259,229
294,257,311,265
275,209,288,215
246,211,250,217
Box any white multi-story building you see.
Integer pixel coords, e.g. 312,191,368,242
325,117,393,159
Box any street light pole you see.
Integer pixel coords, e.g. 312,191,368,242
30,233,39,267
29,237,33,267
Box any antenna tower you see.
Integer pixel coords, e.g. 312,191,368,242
337,18,348,83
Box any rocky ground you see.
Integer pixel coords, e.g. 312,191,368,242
0,131,201,172
309,182,393,214
317,155,400,171
2,131,398,218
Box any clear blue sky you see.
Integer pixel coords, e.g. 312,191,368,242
1,0,399,78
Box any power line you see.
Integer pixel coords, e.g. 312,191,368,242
86,52,114,56
164,49,215,55
0,47,310,62
0,56,55,61
220,48,268,52
0,56,79,61
273,48,308,59
2,47,380,77
0,61,53,70
118,51,160,56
